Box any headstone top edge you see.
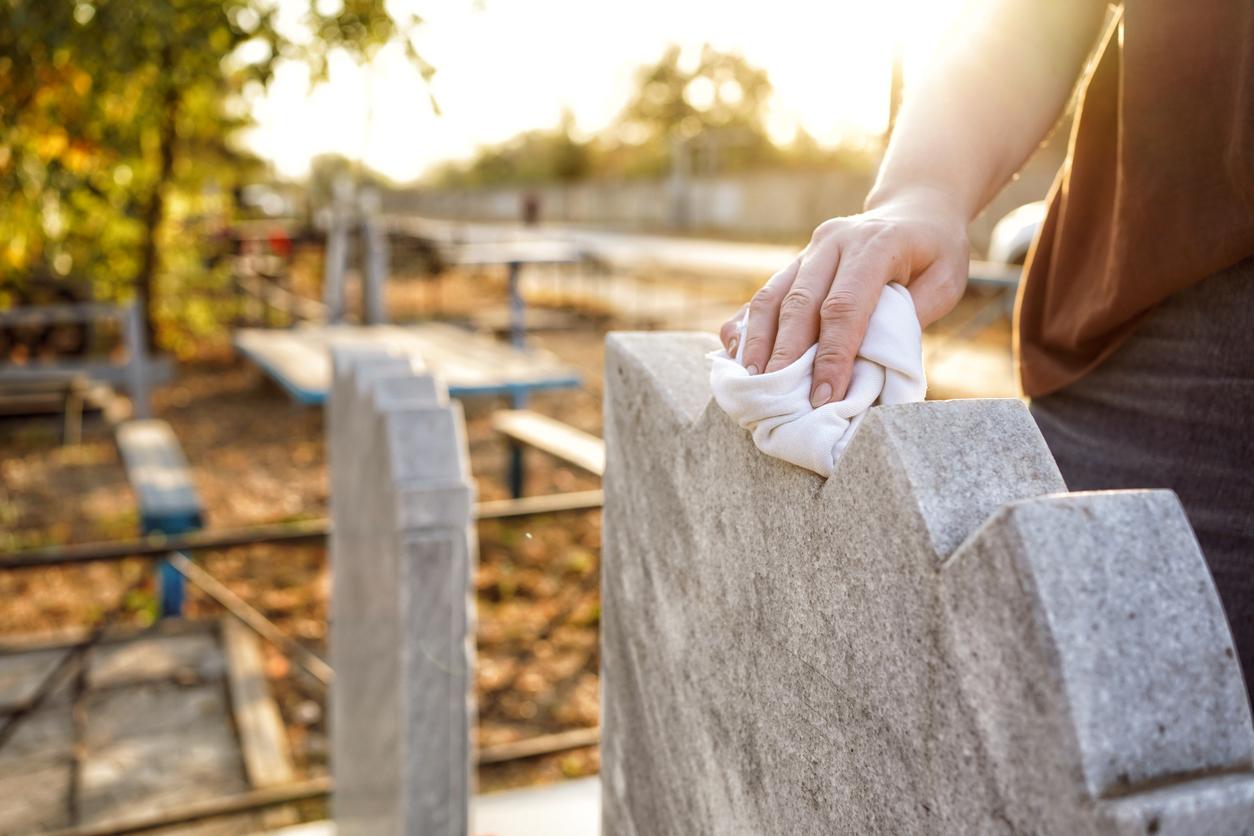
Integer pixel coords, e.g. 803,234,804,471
606,330,720,352
960,488,1189,554
865,396,1032,427
330,344,409,370
851,397,1065,560
948,481,1254,795
377,401,461,424
368,375,447,409
606,331,721,429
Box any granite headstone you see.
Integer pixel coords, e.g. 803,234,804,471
600,332,1254,835
329,348,476,836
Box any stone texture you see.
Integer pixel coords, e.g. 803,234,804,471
0,646,72,710
0,684,74,834
0,625,262,835
361,209,389,325
600,332,1254,836
0,756,73,832
78,680,255,835
322,184,352,324
87,631,224,688
329,347,475,836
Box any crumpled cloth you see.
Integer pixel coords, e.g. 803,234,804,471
708,282,927,477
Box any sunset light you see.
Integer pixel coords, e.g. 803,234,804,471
7,0,1254,830
245,0,973,181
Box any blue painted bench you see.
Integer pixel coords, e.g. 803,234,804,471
116,419,204,617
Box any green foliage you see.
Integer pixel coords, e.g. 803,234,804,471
611,45,884,178
439,45,780,185
307,151,389,207
434,110,591,187
613,44,776,173
782,126,882,174
436,44,877,187
0,0,423,348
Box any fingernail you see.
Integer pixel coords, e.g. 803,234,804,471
745,364,759,375
727,338,738,357
810,383,832,408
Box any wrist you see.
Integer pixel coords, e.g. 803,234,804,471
864,181,969,222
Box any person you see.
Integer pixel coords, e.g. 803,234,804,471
521,191,542,226
720,0,1254,697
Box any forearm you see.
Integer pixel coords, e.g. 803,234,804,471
725,2,1111,401
867,0,1110,220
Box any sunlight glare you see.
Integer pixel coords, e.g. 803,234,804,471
245,0,972,181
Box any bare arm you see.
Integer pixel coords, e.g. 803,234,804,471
723,0,1110,406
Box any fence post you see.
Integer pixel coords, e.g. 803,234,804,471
123,303,151,419
323,179,352,325
360,189,389,325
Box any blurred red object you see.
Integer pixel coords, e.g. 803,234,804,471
268,229,293,258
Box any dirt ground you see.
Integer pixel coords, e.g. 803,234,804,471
0,268,623,803
0,263,1012,806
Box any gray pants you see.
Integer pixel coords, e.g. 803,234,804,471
1030,257,1254,702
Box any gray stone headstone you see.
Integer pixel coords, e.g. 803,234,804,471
600,332,1254,836
329,347,475,836
360,189,389,326
322,178,353,324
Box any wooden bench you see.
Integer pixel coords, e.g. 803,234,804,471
116,419,204,617
0,374,93,444
491,409,605,497
0,302,164,418
220,617,298,827
233,323,581,405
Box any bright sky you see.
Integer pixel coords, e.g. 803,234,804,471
244,0,973,183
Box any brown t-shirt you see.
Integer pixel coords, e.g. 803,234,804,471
1015,3,1254,398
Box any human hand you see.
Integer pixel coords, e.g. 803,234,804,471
719,187,969,407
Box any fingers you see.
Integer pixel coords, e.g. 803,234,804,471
904,248,968,328
740,258,800,375
719,304,748,357
810,238,906,407
764,235,842,373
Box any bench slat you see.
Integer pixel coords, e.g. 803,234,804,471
233,323,581,404
116,419,203,528
221,617,298,834
491,410,605,476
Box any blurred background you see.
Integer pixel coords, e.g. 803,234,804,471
0,0,1066,832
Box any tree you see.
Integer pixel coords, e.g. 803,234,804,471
427,45,875,190
0,0,426,350
434,109,591,188
609,45,779,177
434,47,781,187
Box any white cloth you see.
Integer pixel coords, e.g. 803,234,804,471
708,282,927,477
